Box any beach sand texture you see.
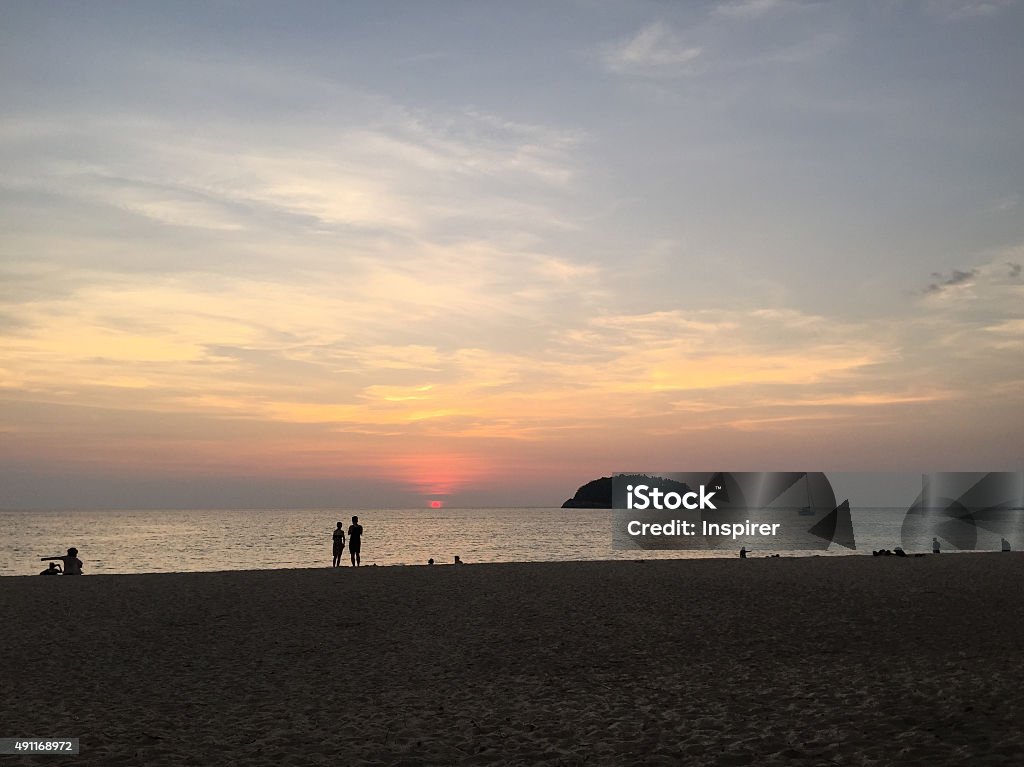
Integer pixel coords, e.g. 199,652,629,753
2,555,1023,766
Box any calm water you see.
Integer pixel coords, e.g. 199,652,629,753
0,506,985,576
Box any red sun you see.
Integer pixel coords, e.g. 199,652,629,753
429,500,443,509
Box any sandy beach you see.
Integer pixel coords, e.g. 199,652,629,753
2,554,1022,766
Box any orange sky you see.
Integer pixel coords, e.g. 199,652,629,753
2,2,1024,508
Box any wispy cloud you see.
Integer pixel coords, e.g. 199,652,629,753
1,94,584,249
921,258,1022,297
712,0,805,19
925,0,1018,20
603,22,702,76
908,256,1024,378
995,195,1020,212
923,268,978,294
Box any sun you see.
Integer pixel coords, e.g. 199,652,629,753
429,500,443,509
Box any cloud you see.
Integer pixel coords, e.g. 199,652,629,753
923,268,978,294
995,195,1020,212
0,94,585,261
910,255,1024,369
921,257,1023,297
925,0,1018,20
603,22,702,76
712,0,804,19
9,245,1020,451
5,245,1023,496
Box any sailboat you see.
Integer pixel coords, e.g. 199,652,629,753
799,475,817,514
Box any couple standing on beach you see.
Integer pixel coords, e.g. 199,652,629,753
332,516,363,567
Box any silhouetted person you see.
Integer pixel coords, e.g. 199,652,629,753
739,547,749,559
428,558,434,565
454,555,463,565
894,546,907,557
932,537,940,554
348,516,363,566
332,522,346,568
41,547,82,575
40,562,62,576
1002,537,1011,552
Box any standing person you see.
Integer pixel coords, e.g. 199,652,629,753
932,537,941,554
332,522,346,568
348,515,363,567
40,547,83,575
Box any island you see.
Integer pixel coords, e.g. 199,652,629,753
561,474,694,508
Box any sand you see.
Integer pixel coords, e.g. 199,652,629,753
2,554,1023,766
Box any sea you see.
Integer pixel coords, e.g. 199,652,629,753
1,505,998,577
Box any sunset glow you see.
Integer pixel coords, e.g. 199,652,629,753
1,3,1023,509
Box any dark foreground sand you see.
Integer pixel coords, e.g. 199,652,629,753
2,555,1023,766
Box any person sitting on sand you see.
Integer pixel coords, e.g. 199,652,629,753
40,562,62,575
332,522,346,568
894,546,907,557
454,555,463,565
40,547,83,575
348,516,363,567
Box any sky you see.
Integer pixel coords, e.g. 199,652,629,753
2,0,1023,509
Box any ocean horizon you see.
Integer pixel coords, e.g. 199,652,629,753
2,505,1002,577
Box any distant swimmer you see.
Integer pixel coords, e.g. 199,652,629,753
40,562,62,576
348,516,363,567
332,522,346,568
40,547,83,575
1002,538,1011,552
932,537,941,554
